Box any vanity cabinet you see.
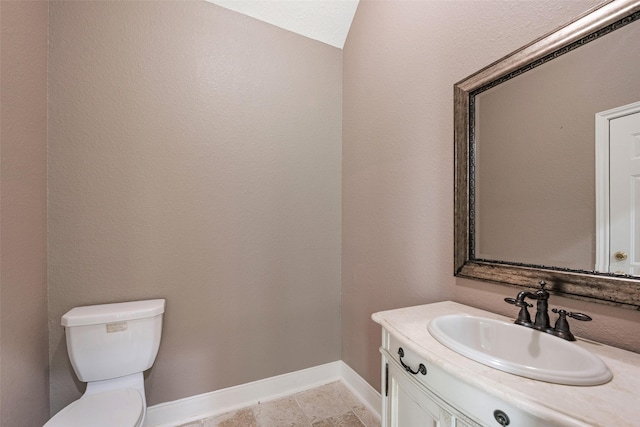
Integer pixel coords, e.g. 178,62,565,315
381,329,529,427
373,302,640,427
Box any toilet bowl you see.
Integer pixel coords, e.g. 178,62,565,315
44,299,165,427
45,387,144,427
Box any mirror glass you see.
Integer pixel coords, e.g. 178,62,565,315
455,0,640,309
473,18,640,276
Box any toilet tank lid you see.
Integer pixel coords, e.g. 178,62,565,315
62,299,165,327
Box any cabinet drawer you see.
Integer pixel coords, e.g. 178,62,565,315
382,329,553,427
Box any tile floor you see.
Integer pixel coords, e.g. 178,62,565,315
177,381,381,427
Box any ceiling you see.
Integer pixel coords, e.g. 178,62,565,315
205,0,359,49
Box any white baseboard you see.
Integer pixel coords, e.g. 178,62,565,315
146,360,381,427
338,361,382,419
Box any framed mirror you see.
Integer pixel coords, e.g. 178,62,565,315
454,0,640,309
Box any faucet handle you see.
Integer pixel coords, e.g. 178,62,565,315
551,308,575,340
551,308,592,321
551,309,592,341
504,297,532,308
505,297,533,326
568,311,592,322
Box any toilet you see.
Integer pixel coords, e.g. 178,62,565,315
44,299,166,427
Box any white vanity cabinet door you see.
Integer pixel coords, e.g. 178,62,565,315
380,328,552,427
383,353,478,427
386,357,441,427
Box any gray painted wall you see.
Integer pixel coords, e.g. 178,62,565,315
342,0,640,390
0,1,50,425
48,1,342,413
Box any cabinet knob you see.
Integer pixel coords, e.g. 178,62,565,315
493,409,510,426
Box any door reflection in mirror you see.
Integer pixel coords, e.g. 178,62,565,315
596,102,640,275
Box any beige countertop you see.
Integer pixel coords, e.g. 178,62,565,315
372,301,640,427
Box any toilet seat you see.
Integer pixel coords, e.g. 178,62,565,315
44,388,143,427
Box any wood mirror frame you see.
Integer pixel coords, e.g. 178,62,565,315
454,0,640,310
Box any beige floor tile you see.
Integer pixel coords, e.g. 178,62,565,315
175,380,379,427
331,382,380,427
330,382,363,409
294,381,353,423
351,405,381,427
312,411,365,427
252,396,311,427
201,408,257,427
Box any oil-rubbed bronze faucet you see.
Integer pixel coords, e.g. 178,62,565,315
505,281,592,341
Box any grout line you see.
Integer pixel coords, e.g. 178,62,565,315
292,394,314,427
352,409,366,427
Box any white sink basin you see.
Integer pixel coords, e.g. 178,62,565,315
428,314,612,386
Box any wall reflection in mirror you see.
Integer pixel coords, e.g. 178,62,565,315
472,16,640,277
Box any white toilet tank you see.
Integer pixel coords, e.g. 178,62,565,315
62,299,165,382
